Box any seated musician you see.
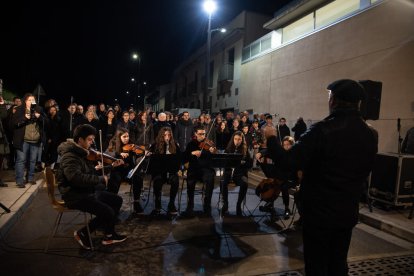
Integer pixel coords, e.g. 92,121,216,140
183,125,216,216
255,128,298,219
221,131,253,216
57,124,127,250
106,127,144,214
150,127,180,215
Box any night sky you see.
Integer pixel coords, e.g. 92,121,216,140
1,0,293,108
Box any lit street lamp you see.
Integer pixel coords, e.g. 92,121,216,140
132,52,141,109
203,0,225,112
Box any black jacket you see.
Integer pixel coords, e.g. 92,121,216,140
133,121,154,148
56,140,105,205
269,109,378,228
184,139,214,172
292,120,307,141
174,119,194,152
12,104,47,150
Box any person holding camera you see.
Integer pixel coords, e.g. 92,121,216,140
12,93,46,188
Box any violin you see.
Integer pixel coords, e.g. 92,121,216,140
198,138,217,153
87,148,119,164
122,144,146,156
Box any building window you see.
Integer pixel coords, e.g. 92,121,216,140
242,47,250,60
282,12,314,43
235,88,239,95
261,36,271,51
228,48,235,64
315,0,359,29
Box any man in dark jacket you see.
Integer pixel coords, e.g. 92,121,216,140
268,79,378,276
291,117,307,141
56,124,127,250
12,93,46,188
174,111,194,153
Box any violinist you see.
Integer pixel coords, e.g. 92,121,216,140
221,131,252,216
106,127,145,214
149,127,180,215
57,124,127,250
183,125,216,216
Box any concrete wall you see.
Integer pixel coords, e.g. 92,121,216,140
240,0,414,152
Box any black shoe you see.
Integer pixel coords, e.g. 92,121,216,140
181,208,194,218
29,180,37,185
150,208,161,216
102,233,127,245
74,230,91,250
203,205,211,216
259,204,274,213
17,183,26,189
134,202,144,214
167,203,178,215
221,202,228,214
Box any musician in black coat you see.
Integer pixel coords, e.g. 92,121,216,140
149,127,180,215
221,131,252,216
183,125,216,216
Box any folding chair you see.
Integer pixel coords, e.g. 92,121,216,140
44,167,94,252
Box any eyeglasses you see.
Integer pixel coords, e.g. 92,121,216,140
196,133,206,136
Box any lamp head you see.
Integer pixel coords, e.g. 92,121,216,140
203,0,217,15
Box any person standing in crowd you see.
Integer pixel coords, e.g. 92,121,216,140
97,103,107,121
60,103,77,140
101,108,117,150
5,96,23,170
267,79,378,275
150,127,180,215
153,112,171,138
183,125,216,216
117,111,135,136
174,111,193,153
229,118,241,136
43,105,62,167
203,114,216,144
0,96,9,187
134,111,154,149
221,131,252,216
402,126,414,154
276,117,291,143
215,121,231,153
292,117,307,141
12,93,46,188
57,124,127,249
250,119,263,170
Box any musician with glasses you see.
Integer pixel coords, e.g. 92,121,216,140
183,125,216,216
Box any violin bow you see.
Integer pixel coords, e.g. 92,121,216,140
98,130,105,176
199,116,217,156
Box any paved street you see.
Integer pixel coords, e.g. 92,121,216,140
1,180,413,275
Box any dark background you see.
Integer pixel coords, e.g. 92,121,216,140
0,0,292,108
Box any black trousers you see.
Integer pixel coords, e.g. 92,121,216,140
107,168,143,202
152,173,179,208
186,168,215,210
221,170,247,206
303,223,353,276
67,191,122,235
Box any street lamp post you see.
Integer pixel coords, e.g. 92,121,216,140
203,0,217,112
132,52,141,110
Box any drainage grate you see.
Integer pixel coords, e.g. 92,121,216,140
348,255,414,275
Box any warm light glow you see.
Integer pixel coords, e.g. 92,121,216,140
203,0,217,15
220,28,226,33
132,53,139,60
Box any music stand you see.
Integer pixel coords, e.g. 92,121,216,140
211,153,243,211
145,154,180,212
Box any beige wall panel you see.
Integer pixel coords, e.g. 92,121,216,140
240,1,414,152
